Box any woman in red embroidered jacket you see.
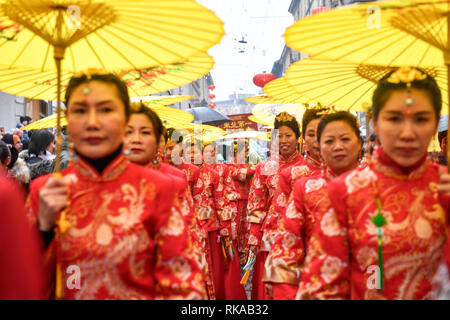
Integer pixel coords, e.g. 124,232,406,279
271,108,328,228
298,68,450,300
26,73,205,300
229,140,256,265
164,129,202,200
277,108,327,201
264,111,362,300
123,104,208,298
124,104,194,221
191,139,246,300
247,112,303,300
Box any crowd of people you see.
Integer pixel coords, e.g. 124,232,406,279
1,67,450,300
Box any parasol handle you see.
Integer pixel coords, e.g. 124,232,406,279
446,19,450,171
447,63,450,172
54,56,63,172
366,112,371,155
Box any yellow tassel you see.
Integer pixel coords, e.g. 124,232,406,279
55,261,64,299
240,270,250,285
52,172,70,299
221,241,227,260
58,209,71,234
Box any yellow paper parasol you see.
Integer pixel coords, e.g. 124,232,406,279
130,95,193,105
284,0,445,67
176,123,225,144
252,103,305,126
21,113,67,130
263,77,309,104
284,0,450,166
145,105,194,127
120,52,215,97
248,115,273,127
22,99,194,130
0,0,224,71
285,57,448,112
0,0,224,170
0,53,215,100
245,95,289,105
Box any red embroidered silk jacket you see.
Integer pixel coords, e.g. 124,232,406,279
247,152,303,252
26,154,206,300
263,169,337,299
298,148,450,300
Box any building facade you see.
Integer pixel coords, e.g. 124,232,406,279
272,0,375,137
0,92,50,132
156,72,214,111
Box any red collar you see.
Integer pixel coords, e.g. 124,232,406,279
76,153,129,181
371,147,428,179
279,151,301,165
305,152,323,169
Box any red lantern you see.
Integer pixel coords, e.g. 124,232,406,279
209,102,216,108
312,7,329,15
208,85,215,91
209,94,216,99
253,72,276,88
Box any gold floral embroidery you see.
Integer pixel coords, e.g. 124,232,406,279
305,178,327,194
320,209,344,237
96,223,113,246
320,256,347,284
160,208,185,237
345,166,377,194
108,181,150,230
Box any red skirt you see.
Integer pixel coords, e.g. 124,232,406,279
251,251,271,300
272,283,298,300
208,230,247,300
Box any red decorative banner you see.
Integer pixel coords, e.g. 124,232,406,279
219,113,258,133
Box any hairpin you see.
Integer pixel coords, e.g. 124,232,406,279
387,67,427,113
275,111,295,122
386,67,427,85
316,105,337,116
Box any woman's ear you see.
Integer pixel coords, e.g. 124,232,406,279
6,156,11,167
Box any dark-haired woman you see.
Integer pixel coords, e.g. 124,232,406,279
264,111,362,300
246,112,303,300
187,138,244,300
297,68,450,300
201,141,247,300
0,140,11,171
268,108,328,258
20,129,56,181
276,108,327,202
124,104,208,298
228,141,256,266
26,73,205,300
26,129,55,164
2,133,29,187
164,128,202,198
